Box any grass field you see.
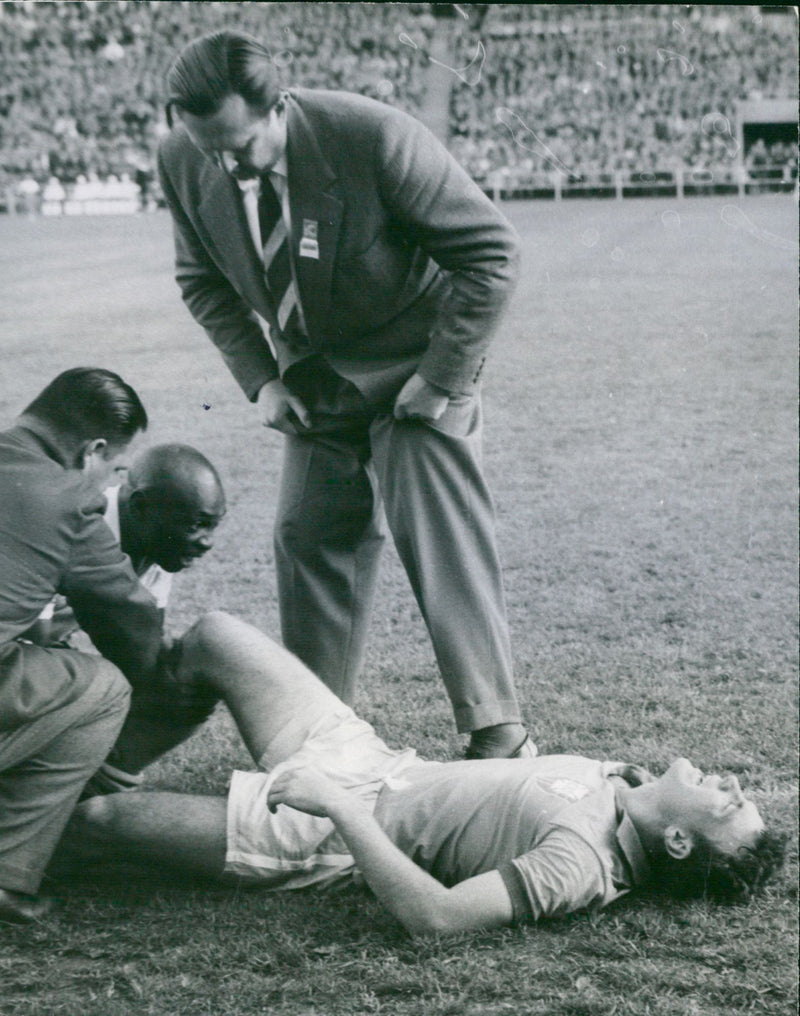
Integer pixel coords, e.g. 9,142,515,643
0,194,797,1016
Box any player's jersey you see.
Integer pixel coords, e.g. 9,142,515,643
373,754,651,920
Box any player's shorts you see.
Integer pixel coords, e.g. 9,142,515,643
225,703,419,889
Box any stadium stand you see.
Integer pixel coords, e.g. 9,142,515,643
447,5,798,194
0,2,796,212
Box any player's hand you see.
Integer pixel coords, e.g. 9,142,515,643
267,765,346,817
393,372,450,422
257,378,312,431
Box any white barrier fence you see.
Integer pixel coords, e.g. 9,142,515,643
6,175,144,216
481,163,798,201
3,163,797,216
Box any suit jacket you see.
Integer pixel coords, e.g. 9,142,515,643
158,89,521,408
38,484,172,647
0,421,164,729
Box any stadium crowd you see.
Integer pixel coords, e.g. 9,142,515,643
448,5,798,184
0,2,796,209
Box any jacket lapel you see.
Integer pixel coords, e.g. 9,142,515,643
197,161,275,323
285,92,342,342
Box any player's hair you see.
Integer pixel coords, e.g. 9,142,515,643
648,827,787,903
165,30,281,127
23,368,148,445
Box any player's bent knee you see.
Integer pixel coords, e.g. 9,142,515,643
72,793,120,836
184,610,280,662
179,610,236,664
178,610,267,687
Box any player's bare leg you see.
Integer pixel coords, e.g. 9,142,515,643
175,610,347,767
63,613,350,880
65,792,230,879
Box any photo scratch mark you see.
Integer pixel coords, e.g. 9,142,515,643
495,107,576,176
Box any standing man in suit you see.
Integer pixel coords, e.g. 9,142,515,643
158,30,531,760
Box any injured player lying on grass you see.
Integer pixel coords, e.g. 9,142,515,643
61,612,785,936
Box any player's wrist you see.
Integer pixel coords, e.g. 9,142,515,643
326,790,368,825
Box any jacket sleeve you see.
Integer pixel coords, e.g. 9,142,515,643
59,497,165,688
157,141,279,402
374,109,521,394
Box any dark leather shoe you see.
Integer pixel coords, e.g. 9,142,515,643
0,888,54,924
465,725,537,760
509,735,538,759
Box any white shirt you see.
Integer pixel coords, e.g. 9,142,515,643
38,485,172,624
102,486,172,609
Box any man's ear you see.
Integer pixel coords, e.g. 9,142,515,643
127,487,150,519
664,825,694,860
78,437,107,470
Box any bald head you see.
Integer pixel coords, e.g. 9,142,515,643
120,444,226,573
127,444,222,501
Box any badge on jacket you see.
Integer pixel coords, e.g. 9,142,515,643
299,219,319,259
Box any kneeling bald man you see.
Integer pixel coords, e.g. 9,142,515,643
33,444,227,796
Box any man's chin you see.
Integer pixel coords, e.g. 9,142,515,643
157,557,191,574
231,162,263,180
174,553,208,572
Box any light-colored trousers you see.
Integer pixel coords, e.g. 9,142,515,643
274,388,520,733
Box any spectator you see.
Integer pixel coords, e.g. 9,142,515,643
0,4,796,193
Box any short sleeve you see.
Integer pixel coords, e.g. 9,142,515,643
499,829,608,922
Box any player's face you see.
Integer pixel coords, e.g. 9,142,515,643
181,93,286,179
143,477,226,573
655,758,764,855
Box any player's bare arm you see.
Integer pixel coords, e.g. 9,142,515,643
268,764,514,936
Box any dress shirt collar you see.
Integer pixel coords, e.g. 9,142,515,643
233,154,287,200
268,154,288,184
235,174,259,197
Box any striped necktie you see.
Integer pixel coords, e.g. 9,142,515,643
258,176,302,340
